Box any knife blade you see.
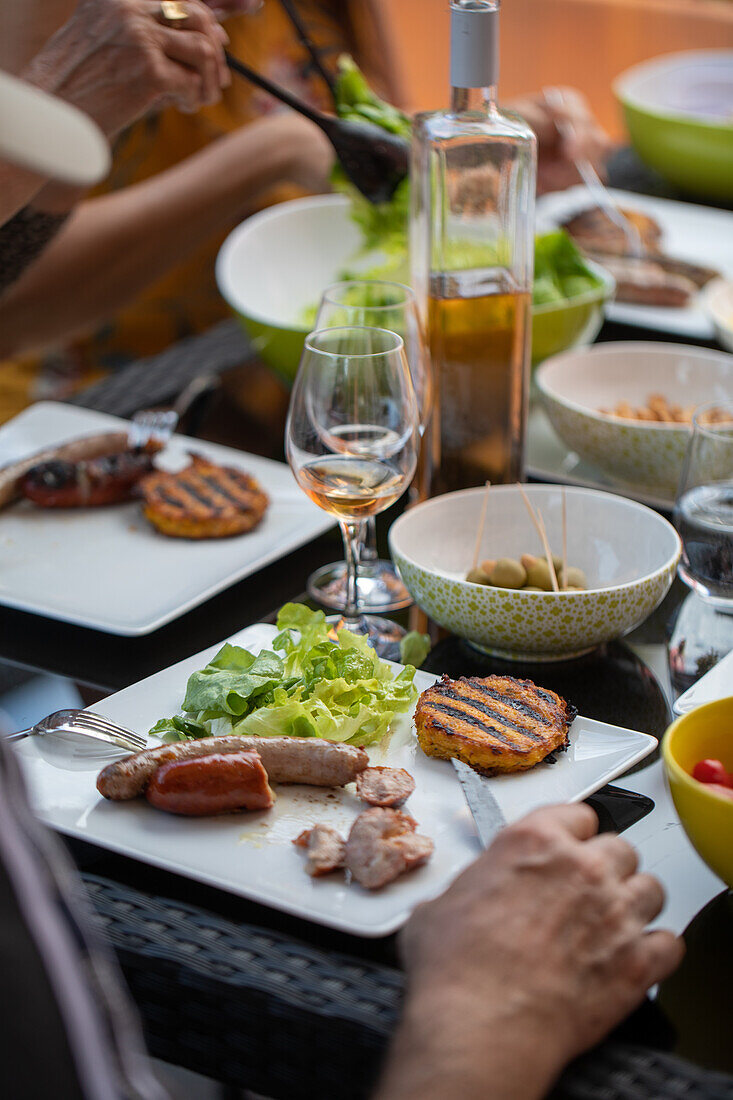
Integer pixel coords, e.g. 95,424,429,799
452,759,506,849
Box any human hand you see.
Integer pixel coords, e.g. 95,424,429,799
387,805,683,1100
511,87,614,194
23,0,231,137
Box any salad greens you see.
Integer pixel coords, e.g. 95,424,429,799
149,603,422,747
320,57,603,312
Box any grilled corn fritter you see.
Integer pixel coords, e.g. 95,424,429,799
414,674,576,774
139,454,269,539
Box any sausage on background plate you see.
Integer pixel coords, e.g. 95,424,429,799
145,752,275,816
0,431,130,508
20,448,158,508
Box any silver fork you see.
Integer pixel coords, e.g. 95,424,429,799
5,709,146,753
127,409,179,450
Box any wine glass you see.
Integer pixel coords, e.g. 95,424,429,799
670,401,733,685
286,326,419,647
306,281,432,620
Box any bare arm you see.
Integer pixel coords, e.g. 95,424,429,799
0,113,332,357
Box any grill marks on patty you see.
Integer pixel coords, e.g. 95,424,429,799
139,454,269,538
414,674,576,774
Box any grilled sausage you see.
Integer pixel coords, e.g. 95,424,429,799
0,431,130,509
145,752,275,816
293,825,346,876
21,448,157,508
97,735,369,801
355,766,415,808
344,808,433,890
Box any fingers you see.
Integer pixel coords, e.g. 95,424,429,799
587,834,639,879
521,801,600,842
159,26,226,108
640,929,685,985
624,872,666,923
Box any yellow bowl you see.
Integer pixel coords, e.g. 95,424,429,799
662,698,733,887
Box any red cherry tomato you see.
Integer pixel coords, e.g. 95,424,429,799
692,759,732,787
702,783,733,802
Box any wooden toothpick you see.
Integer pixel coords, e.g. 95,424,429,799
536,508,560,592
517,483,560,592
561,488,568,591
471,481,492,570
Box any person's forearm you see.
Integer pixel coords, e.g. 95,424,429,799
376,985,563,1100
0,116,307,357
0,163,48,226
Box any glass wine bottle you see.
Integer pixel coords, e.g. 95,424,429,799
410,0,537,496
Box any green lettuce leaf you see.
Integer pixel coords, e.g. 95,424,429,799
148,603,418,748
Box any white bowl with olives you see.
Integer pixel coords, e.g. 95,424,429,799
389,484,681,661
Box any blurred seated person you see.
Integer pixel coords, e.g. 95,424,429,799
0,0,612,423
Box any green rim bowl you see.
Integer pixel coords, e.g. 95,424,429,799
216,194,615,384
614,51,733,201
389,484,681,662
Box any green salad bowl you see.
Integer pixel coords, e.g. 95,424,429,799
614,51,733,202
216,194,614,384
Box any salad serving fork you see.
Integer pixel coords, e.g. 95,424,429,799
5,709,146,753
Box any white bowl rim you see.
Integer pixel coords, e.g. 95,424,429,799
389,483,682,594
613,49,733,129
215,193,352,329
535,340,733,431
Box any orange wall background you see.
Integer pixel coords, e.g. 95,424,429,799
376,0,733,138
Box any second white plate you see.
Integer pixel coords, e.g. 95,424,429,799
0,403,335,634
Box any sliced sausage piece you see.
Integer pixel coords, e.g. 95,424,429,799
20,449,157,508
355,766,415,808
97,735,369,801
293,825,346,877
145,752,274,816
344,808,433,890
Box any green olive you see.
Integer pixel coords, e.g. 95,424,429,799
563,566,587,589
488,558,527,589
466,566,492,585
524,558,553,591
522,586,544,592
480,558,496,575
552,554,564,573
520,553,538,571
562,585,584,592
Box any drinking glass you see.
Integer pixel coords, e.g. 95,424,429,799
674,401,733,608
669,402,733,685
286,326,419,647
306,281,432,619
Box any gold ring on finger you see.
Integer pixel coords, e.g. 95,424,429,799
160,1,189,26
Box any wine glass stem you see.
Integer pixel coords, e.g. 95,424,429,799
361,516,378,564
340,519,366,628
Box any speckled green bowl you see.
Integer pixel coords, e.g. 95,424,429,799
614,51,733,202
216,194,615,383
536,342,733,499
389,485,680,661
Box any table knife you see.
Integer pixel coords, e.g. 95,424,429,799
452,758,506,849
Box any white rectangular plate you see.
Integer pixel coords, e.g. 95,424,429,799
14,623,657,937
0,403,334,634
674,648,733,715
536,187,733,339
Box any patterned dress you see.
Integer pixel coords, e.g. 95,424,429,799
0,0,399,422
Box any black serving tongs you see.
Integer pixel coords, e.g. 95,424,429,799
224,51,409,204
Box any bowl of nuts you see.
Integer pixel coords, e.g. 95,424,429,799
389,484,681,661
535,342,733,499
